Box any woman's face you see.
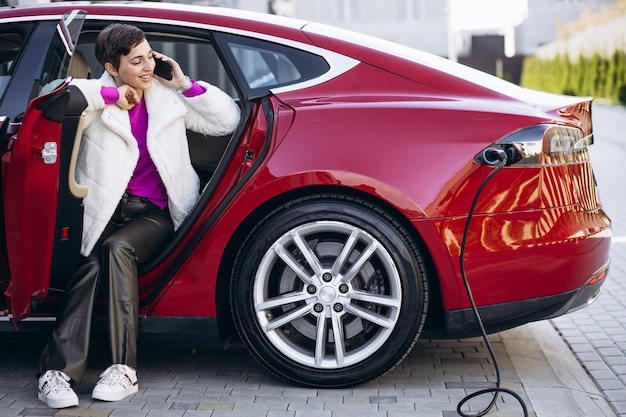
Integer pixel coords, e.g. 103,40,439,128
107,38,156,94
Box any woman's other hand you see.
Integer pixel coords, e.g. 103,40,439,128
116,84,140,110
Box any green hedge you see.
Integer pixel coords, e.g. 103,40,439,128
520,50,626,105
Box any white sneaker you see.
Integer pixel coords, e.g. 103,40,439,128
37,370,79,408
91,364,138,401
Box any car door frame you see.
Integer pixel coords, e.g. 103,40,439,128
3,11,87,322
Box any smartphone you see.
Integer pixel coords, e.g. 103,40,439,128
154,58,173,80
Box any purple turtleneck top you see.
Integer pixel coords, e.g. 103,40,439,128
101,81,205,209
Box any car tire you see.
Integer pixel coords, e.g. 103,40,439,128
230,194,428,387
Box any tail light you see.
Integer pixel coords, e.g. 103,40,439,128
477,124,592,166
476,123,599,211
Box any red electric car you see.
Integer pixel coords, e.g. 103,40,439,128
0,3,611,387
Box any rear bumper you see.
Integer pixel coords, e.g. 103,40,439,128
440,260,609,339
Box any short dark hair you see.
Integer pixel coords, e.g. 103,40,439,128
95,23,146,70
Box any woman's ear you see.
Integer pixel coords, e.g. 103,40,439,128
104,62,118,77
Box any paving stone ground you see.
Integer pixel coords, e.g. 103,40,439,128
551,104,626,417
0,334,539,417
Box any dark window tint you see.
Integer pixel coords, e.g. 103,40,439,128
0,26,30,99
38,12,86,96
0,32,23,75
37,33,72,95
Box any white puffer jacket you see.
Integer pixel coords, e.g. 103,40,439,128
72,72,241,256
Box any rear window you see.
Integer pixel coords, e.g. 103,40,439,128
218,32,330,96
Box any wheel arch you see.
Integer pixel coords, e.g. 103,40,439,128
214,184,445,345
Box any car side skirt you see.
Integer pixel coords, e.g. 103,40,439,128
1,279,604,345
0,316,227,349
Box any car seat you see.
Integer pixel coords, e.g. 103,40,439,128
69,50,92,79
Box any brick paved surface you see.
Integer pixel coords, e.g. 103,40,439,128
0,336,525,417
551,104,626,417
0,317,616,417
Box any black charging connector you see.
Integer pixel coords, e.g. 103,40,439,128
476,145,522,166
456,150,529,417
481,147,507,166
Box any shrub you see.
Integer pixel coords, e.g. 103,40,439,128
618,85,626,105
521,50,626,105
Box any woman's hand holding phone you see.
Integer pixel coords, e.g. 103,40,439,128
152,52,188,91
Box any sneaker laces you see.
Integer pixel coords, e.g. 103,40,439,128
98,364,133,388
41,371,72,394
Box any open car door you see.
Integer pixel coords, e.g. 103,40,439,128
3,11,87,322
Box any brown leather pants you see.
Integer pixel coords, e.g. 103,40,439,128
37,194,174,383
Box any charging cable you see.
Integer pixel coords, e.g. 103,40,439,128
456,148,528,417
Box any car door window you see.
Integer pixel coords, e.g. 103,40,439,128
0,24,34,101
217,32,330,96
37,32,73,95
37,11,86,96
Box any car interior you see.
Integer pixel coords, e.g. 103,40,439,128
71,27,239,190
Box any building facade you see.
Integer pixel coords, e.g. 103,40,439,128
234,0,617,58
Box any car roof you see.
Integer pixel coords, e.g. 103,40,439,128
0,2,313,43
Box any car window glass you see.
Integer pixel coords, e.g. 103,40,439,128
233,45,301,88
218,33,330,94
36,32,73,96
0,29,28,100
36,12,86,96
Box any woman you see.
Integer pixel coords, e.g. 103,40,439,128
36,23,240,408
